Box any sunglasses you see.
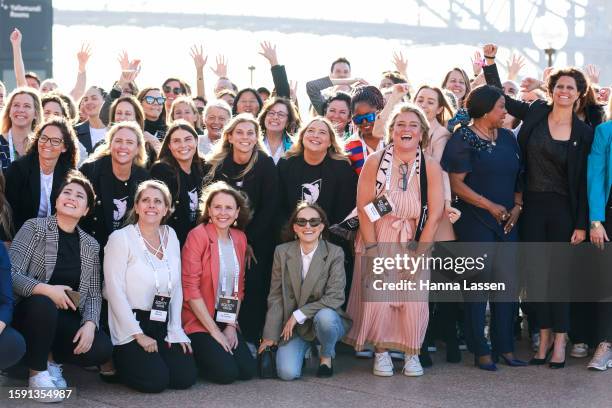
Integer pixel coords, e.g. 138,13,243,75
163,86,185,95
144,96,166,105
352,112,377,125
294,217,322,227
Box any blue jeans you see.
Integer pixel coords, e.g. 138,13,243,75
276,308,345,381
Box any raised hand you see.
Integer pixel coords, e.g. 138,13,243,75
471,50,484,76
520,77,543,92
190,44,208,70
392,51,408,76
210,55,228,78
77,43,92,73
117,50,130,71
482,43,498,59
506,54,526,81
9,28,22,46
585,64,600,85
542,66,554,82
258,41,279,66
290,80,298,101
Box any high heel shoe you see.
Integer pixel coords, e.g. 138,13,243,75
529,344,554,365
549,360,565,369
499,354,528,367
474,356,497,371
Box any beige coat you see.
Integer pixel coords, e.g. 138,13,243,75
262,240,352,343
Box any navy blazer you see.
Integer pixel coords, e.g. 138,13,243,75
0,244,13,325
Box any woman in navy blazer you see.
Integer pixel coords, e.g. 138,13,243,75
0,243,26,371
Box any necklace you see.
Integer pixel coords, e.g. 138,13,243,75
473,124,497,146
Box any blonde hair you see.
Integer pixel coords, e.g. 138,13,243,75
86,121,148,167
385,103,431,148
204,113,267,183
168,96,198,128
1,87,43,135
125,179,174,225
285,117,349,163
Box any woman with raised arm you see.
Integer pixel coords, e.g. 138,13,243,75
442,68,471,109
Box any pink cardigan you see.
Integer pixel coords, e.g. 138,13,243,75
181,223,247,335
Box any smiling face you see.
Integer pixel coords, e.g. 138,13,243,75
135,187,168,226
163,80,183,107
114,101,136,122
56,182,89,220
40,80,58,94
293,206,324,245
110,128,139,166
331,62,351,79
325,99,350,134
43,101,64,120
236,91,260,115
445,70,467,101
82,87,103,119
205,106,230,141
353,102,377,138
264,102,289,133
37,125,67,162
142,89,164,121
172,102,197,127
391,111,424,152
168,128,196,165
415,88,442,122
552,75,579,108
208,192,240,232
10,93,36,129
302,120,331,155
228,121,258,156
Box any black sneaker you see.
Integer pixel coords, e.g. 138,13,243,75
316,364,333,378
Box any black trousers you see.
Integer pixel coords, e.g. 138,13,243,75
189,329,256,384
521,192,573,333
113,310,197,393
0,326,26,370
12,295,112,372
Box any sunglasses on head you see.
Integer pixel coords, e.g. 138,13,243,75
352,112,377,125
144,96,166,105
163,86,184,95
294,217,322,227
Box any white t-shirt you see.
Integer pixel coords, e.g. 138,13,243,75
89,126,107,150
38,171,54,217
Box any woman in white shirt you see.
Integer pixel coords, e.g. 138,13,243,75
104,179,196,393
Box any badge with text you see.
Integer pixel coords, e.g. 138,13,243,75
215,296,239,324
364,194,394,222
150,294,170,322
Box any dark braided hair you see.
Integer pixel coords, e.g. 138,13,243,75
350,85,384,114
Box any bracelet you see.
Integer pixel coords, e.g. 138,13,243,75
514,202,523,211
365,243,378,250
484,55,496,59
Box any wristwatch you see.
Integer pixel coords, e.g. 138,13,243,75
591,221,602,229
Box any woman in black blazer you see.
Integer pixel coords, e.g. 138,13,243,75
150,120,205,247
483,44,593,368
79,121,149,251
5,117,78,233
74,86,108,157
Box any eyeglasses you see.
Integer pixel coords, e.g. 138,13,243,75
398,163,409,191
352,112,377,125
38,135,64,147
163,86,184,96
267,110,288,119
294,217,322,227
144,96,166,105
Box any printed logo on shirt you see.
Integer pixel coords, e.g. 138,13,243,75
113,196,128,221
188,188,198,211
301,179,321,204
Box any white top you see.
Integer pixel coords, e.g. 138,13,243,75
89,126,107,149
198,132,218,155
103,224,190,346
38,171,54,217
263,137,285,165
292,242,319,324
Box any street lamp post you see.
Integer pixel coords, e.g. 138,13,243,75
531,14,569,67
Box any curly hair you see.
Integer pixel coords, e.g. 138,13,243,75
41,93,70,119
258,97,301,135
198,181,252,230
27,117,80,168
350,85,384,114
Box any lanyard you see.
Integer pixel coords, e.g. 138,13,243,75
385,148,419,192
7,129,16,162
135,224,173,294
218,234,240,297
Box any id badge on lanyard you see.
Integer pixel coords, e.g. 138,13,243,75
150,294,171,322
215,237,240,324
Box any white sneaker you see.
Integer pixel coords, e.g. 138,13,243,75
355,348,374,359
389,350,405,360
588,342,612,371
373,352,394,377
403,354,424,377
47,362,67,388
29,371,64,403
570,343,589,358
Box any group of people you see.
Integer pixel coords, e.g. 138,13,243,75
1,28,612,402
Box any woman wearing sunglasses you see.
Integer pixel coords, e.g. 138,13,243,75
203,114,279,352
181,181,256,384
344,86,386,175
162,78,190,114
259,202,351,380
137,87,168,142
5,118,79,233
345,103,444,377
258,97,300,165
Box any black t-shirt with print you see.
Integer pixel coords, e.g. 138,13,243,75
113,175,130,230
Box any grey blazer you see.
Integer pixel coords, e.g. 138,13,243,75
263,239,352,343
9,215,102,327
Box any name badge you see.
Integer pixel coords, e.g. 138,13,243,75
215,296,239,324
364,194,394,222
150,294,170,322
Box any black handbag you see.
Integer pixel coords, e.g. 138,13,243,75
257,345,278,379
